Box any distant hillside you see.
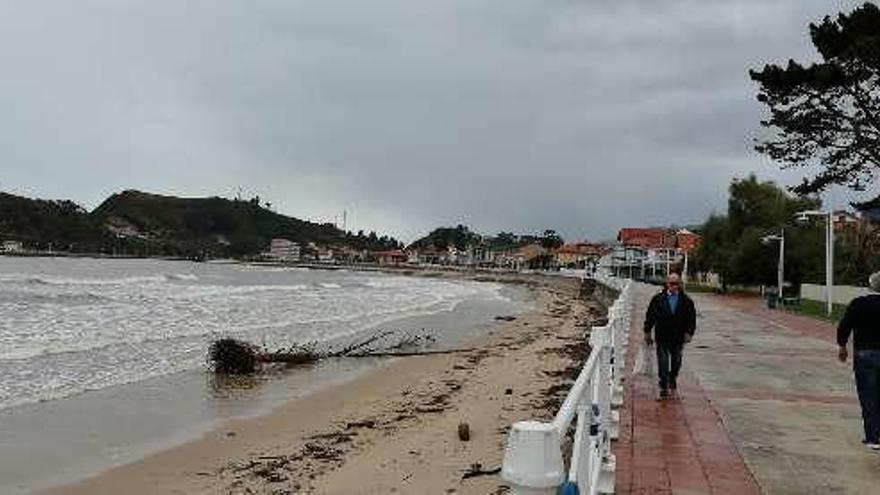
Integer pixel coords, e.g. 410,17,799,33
408,225,563,251
0,192,108,251
407,225,483,251
0,190,399,258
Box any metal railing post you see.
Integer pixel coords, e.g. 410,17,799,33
501,421,565,494
502,276,631,495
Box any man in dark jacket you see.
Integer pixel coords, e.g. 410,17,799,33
838,271,880,450
644,273,697,399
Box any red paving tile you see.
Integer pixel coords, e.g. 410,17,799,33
707,389,856,405
710,295,836,343
614,292,762,495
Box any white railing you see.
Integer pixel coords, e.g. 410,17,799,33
501,277,632,495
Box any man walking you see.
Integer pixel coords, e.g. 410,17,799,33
644,273,697,399
838,272,880,450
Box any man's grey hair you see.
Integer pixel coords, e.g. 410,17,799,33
870,272,880,292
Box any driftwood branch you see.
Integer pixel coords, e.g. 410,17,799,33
208,328,444,374
462,463,501,480
346,348,477,358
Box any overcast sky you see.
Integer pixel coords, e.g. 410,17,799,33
0,0,873,242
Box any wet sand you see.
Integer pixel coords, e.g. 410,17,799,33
42,273,607,494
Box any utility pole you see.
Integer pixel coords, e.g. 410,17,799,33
795,210,833,316
761,230,785,304
826,211,834,316
682,248,689,286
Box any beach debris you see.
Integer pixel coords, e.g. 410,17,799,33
208,329,440,374
462,462,501,479
494,315,517,321
209,338,262,374
458,422,470,441
346,419,376,429
533,319,594,415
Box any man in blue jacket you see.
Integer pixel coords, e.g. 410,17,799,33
644,272,697,399
838,271,880,450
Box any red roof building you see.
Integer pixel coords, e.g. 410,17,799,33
617,228,700,252
555,241,607,268
373,249,408,265
617,228,676,249
674,229,700,252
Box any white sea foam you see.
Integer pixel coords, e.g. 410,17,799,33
0,273,198,286
0,258,514,410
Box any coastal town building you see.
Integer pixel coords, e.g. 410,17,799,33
494,243,553,270
316,247,335,263
612,227,701,280
854,196,880,223
373,249,408,265
674,228,700,252
0,240,23,254
446,246,464,265
413,248,448,265
406,250,420,264
832,210,862,233
265,238,300,262
471,244,495,266
554,241,606,269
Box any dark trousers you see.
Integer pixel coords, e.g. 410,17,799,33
656,342,683,390
855,349,880,443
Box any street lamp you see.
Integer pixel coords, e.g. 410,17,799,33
796,210,834,316
761,229,785,304
682,248,689,286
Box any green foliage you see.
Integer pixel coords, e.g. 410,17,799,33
540,229,564,249
0,190,400,258
727,176,820,232
836,222,880,283
750,2,880,194
487,231,520,251
0,192,110,251
787,299,848,323
692,214,732,279
408,226,566,254
692,175,826,288
408,225,482,251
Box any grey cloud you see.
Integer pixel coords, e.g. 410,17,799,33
0,0,871,242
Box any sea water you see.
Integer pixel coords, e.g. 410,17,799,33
0,256,526,492
0,257,515,410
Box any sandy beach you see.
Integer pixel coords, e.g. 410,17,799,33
42,272,609,495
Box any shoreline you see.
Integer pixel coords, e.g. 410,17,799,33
39,272,604,494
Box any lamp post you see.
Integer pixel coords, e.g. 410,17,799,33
796,210,834,316
761,229,785,304
681,248,689,286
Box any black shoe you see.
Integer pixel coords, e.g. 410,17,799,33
658,388,669,400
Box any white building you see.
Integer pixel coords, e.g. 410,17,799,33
266,238,300,262
317,247,334,263
0,240,23,254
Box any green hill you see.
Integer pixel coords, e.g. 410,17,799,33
407,225,562,252
0,190,399,258
0,192,108,251
407,225,483,251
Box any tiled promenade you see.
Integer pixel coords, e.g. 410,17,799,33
615,285,880,495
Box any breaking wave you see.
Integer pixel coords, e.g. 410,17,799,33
0,259,517,410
